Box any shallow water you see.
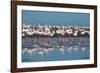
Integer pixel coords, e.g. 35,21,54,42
22,37,90,62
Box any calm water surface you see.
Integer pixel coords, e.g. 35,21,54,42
22,37,90,62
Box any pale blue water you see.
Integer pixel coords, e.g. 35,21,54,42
22,37,90,62
22,10,90,27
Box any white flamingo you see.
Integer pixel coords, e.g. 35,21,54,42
43,48,49,54
81,47,86,51
22,28,29,32
73,31,78,36
56,29,60,34
26,29,34,36
22,48,28,54
60,47,65,54
31,48,37,55
27,49,33,56
81,31,86,35
67,47,73,53
44,30,51,36
60,29,65,35
38,51,44,56
48,48,54,52
50,31,55,36
66,29,73,35
86,31,90,35
22,32,25,37
73,46,79,52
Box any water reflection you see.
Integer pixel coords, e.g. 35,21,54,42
22,37,90,62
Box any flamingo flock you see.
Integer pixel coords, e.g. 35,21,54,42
22,45,88,56
22,24,90,56
22,37,89,56
22,24,90,37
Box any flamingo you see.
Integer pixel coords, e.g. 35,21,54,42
67,47,73,53
26,28,34,36
22,28,29,32
38,50,44,56
59,47,65,54
66,29,73,35
22,32,25,37
48,48,54,52
27,49,33,56
81,31,86,35
43,48,49,54
73,46,79,52
81,47,86,51
31,48,37,55
73,31,78,36
22,48,28,54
